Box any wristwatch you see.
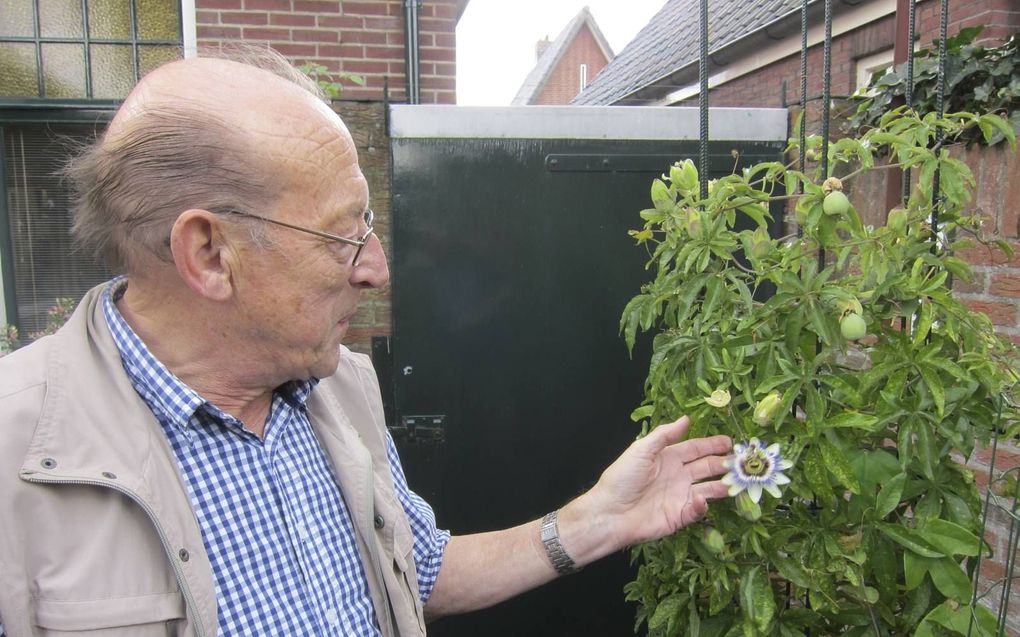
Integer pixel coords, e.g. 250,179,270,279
540,510,580,575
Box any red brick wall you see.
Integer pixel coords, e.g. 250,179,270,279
698,0,1019,109
194,0,460,103
534,26,611,106
824,132,1020,637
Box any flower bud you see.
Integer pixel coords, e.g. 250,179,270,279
749,227,771,259
687,210,703,238
701,527,725,554
752,391,782,426
670,159,700,194
734,491,762,521
887,208,907,234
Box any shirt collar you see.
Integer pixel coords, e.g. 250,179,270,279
101,278,318,436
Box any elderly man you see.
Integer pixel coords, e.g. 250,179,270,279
0,53,731,636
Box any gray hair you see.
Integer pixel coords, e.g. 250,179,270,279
66,45,325,273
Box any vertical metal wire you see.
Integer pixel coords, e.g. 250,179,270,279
818,0,833,272
698,0,709,200
901,0,917,203
798,0,808,183
930,0,948,239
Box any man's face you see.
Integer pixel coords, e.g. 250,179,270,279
231,100,389,381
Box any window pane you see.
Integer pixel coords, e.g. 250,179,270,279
0,42,39,97
2,123,110,336
136,0,180,41
138,44,180,76
89,44,134,99
88,0,132,40
0,0,35,37
42,43,87,98
38,0,84,39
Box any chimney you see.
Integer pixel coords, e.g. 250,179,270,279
535,37,551,61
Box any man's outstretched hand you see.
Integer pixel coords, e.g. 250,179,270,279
560,416,733,564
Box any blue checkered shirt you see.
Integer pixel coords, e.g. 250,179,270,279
100,279,449,636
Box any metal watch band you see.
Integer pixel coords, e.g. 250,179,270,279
540,510,580,575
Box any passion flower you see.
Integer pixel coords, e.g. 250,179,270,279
722,438,794,503
704,389,731,408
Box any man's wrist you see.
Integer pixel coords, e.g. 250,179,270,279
539,510,581,575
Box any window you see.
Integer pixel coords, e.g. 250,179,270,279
2,121,111,334
579,63,588,92
855,49,896,95
0,0,184,101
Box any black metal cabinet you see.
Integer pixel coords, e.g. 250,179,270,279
384,106,786,636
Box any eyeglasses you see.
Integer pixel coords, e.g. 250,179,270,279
224,208,375,266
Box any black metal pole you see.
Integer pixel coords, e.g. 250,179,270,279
698,0,710,200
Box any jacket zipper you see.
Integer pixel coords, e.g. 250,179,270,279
21,474,209,637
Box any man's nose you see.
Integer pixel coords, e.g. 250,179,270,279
352,234,390,288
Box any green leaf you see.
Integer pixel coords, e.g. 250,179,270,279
631,405,655,422
926,556,971,601
826,411,880,432
913,420,938,480
802,445,834,506
903,551,927,590
818,438,861,494
875,472,907,518
772,554,812,589
877,522,945,557
649,593,685,630
740,566,776,635
651,179,673,211
918,519,981,557
868,533,899,600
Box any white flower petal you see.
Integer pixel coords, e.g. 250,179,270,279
728,484,743,497
747,484,763,503
765,443,782,456
773,473,791,485
764,482,782,498
722,473,735,486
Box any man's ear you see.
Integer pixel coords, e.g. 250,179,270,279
168,210,238,301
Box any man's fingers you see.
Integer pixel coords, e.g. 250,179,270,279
684,454,730,482
673,434,732,463
691,479,730,503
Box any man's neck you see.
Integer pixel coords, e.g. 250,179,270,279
116,278,276,437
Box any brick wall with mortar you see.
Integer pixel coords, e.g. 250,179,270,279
689,0,1018,110
534,25,611,105
786,102,1020,633
194,0,461,104
328,100,390,355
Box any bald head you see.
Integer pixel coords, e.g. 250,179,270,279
68,53,351,274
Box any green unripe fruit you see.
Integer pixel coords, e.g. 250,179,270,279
887,208,908,234
840,312,867,340
823,191,851,216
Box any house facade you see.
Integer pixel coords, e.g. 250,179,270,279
511,6,613,106
0,0,468,351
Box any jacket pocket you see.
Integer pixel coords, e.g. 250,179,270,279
34,591,186,636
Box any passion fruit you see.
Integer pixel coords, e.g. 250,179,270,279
823,191,851,216
840,312,867,341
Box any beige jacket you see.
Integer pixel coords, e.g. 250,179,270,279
0,285,428,636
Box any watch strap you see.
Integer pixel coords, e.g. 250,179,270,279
540,510,580,575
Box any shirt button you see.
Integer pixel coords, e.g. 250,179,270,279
325,608,339,627
374,514,385,529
